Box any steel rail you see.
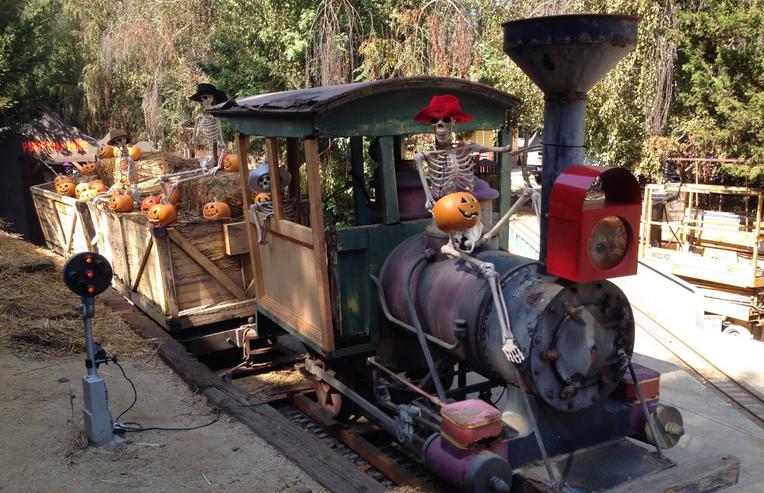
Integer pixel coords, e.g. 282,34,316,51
632,304,764,430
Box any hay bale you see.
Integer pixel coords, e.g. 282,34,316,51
0,228,152,357
179,172,244,221
97,151,199,188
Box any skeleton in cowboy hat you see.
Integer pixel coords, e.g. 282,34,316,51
247,163,295,244
189,83,228,170
413,94,517,211
159,84,230,201
105,128,139,193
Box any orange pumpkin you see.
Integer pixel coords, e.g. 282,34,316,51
108,193,134,213
140,195,162,214
79,162,98,176
128,146,142,161
203,200,231,220
53,175,71,188
87,179,107,193
75,182,90,199
56,179,76,197
96,145,115,159
147,203,177,225
163,187,180,205
253,192,271,205
223,154,239,172
432,192,481,233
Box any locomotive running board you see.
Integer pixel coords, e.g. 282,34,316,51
515,438,739,492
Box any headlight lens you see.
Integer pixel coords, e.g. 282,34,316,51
588,216,629,270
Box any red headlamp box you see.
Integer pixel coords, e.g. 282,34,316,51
546,165,641,282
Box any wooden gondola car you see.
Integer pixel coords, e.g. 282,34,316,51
214,76,519,359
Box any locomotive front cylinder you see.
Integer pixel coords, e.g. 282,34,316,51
379,232,635,412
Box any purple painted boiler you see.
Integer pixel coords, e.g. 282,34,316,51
379,230,636,413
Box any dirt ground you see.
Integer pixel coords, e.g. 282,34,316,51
0,348,325,493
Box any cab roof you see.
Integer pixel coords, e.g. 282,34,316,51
212,77,521,138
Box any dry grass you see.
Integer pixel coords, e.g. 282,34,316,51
0,228,151,357
95,151,245,222
180,172,244,221
97,152,199,188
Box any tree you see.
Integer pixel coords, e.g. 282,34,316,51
0,0,83,136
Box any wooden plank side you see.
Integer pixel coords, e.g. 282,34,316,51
236,133,263,300
168,228,246,299
258,234,323,331
153,227,178,319
304,138,335,351
223,221,249,255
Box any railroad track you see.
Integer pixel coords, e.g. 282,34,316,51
214,348,437,491
632,304,764,430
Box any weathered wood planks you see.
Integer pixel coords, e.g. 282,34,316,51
30,182,96,256
89,205,255,330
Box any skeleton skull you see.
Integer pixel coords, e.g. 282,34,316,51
113,136,128,147
199,94,216,110
258,174,271,192
431,117,454,146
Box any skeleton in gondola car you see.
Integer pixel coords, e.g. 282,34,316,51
106,129,136,187
248,164,295,244
159,84,231,202
413,94,522,211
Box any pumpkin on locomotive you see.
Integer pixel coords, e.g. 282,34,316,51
213,16,684,491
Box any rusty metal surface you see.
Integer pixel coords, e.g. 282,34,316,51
212,76,521,116
379,232,635,413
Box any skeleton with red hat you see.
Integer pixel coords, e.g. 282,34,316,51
413,94,514,211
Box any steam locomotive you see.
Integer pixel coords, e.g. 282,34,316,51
211,14,684,492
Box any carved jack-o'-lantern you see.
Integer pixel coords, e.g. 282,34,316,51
147,203,177,225
108,193,134,213
96,145,115,159
128,145,142,161
75,182,90,199
253,192,271,205
54,175,71,187
432,191,481,233
79,162,98,176
223,154,239,172
55,177,76,197
87,179,107,193
203,200,231,220
140,195,162,214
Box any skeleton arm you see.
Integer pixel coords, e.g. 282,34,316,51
414,152,436,211
479,186,534,245
441,240,525,364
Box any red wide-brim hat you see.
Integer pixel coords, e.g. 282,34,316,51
414,94,474,124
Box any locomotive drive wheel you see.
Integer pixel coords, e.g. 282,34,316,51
312,360,351,420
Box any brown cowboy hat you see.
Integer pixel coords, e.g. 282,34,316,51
189,83,228,105
414,94,474,124
105,128,131,145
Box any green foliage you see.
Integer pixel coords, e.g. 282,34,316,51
0,0,83,135
671,0,764,179
3,0,763,187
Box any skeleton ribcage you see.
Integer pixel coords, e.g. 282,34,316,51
256,198,296,221
425,147,476,199
198,115,222,148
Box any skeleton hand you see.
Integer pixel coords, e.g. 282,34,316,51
502,338,525,364
425,197,436,212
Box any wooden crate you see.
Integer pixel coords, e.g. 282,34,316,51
30,182,96,256
88,204,256,330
